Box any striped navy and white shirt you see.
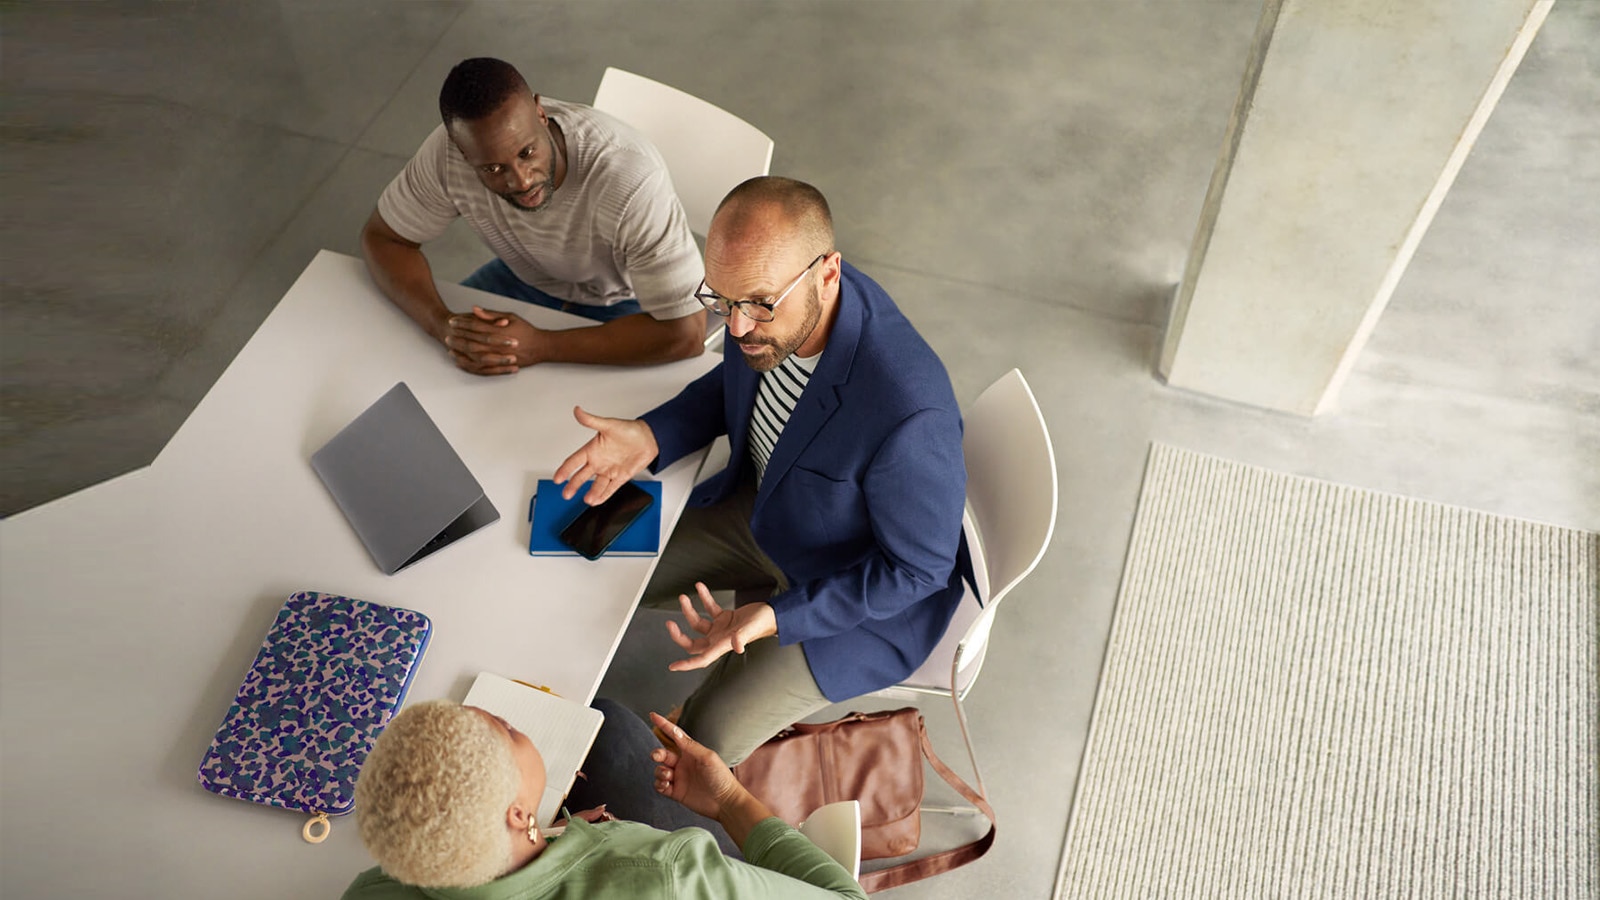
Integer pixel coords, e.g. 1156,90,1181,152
748,352,820,483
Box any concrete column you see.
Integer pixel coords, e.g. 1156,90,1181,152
1159,0,1553,415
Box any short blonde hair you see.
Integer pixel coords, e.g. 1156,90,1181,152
354,699,520,887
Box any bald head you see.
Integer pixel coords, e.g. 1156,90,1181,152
709,176,835,263
703,177,843,368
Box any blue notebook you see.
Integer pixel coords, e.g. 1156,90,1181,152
528,479,663,557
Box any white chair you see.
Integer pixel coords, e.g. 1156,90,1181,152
592,67,774,239
592,67,773,352
799,799,862,881
869,369,1058,800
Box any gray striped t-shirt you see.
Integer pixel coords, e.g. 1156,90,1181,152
377,98,703,320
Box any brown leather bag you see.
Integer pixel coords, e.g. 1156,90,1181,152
731,707,996,892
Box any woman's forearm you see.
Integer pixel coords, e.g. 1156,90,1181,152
713,786,777,851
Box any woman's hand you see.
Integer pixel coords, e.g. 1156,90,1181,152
648,713,743,818
649,713,774,850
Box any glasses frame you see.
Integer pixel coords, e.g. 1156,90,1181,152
695,254,827,323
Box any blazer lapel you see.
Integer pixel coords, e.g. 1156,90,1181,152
751,269,865,518
723,344,761,479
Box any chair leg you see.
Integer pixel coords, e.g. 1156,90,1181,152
949,689,986,798
916,657,989,818
919,804,983,816
917,695,987,816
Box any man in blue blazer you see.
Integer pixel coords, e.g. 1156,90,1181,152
556,177,970,763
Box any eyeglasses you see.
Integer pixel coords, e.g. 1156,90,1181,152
694,254,826,323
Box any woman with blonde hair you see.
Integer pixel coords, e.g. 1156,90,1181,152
342,698,864,899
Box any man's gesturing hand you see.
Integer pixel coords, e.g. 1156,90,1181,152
553,406,659,504
666,582,778,672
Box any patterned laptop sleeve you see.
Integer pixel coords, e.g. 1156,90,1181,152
198,591,431,819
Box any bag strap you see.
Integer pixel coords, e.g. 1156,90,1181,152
856,717,997,893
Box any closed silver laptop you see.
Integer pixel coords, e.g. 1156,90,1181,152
311,382,499,574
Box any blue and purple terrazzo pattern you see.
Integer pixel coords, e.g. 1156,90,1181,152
197,591,430,815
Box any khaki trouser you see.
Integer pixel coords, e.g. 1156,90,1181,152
641,474,833,765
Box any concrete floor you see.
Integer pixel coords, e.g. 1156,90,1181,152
4,2,1597,897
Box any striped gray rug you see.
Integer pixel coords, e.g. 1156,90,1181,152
1056,444,1598,899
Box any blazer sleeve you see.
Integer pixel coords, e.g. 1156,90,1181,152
766,405,966,643
640,363,729,473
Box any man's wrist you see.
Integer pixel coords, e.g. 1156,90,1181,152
637,422,661,471
751,603,779,641
516,323,550,367
428,308,453,344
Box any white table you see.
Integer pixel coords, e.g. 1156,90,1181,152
0,251,718,898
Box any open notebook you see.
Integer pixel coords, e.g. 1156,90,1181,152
462,672,606,826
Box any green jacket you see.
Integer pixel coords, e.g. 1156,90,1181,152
341,816,867,900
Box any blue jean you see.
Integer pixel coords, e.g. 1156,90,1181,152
566,698,741,857
461,259,643,322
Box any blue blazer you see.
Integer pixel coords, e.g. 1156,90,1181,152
642,261,971,701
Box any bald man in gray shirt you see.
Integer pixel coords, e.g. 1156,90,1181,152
361,57,707,374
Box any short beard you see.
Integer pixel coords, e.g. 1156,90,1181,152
736,281,821,373
496,179,555,213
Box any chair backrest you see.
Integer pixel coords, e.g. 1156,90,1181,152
799,799,862,881
949,369,1057,682
964,369,1057,605
592,67,774,238
867,370,1059,698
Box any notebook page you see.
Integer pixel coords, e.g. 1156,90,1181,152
462,672,605,825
